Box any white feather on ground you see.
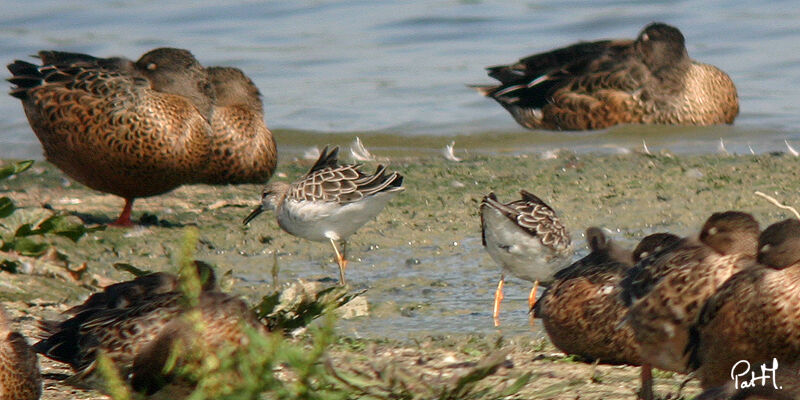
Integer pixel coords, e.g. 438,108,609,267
303,146,321,161
785,140,799,157
717,138,729,155
442,141,462,162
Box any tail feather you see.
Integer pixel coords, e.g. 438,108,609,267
307,146,340,175
7,60,40,77
37,50,99,66
7,60,45,99
467,84,498,97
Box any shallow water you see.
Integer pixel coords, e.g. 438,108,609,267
4,152,798,339
3,1,800,340
2,0,800,158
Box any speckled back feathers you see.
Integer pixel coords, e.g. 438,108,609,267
0,306,41,400
535,228,639,365
475,22,739,130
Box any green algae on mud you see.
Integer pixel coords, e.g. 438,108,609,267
0,151,798,399
1,151,798,317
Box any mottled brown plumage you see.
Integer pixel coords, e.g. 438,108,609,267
534,227,637,364
474,22,739,130
535,230,681,400
202,66,277,185
8,48,213,225
33,264,266,394
7,49,277,226
687,219,800,390
0,305,41,400
62,261,217,316
621,211,759,374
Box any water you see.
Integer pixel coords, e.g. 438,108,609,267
229,236,555,339
2,1,800,338
1,0,800,159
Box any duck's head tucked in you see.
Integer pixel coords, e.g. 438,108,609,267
135,47,215,121
7,47,270,226
207,66,263,111
757,218,800,269
199,65,277,186
699,211,760,256
635,22,689,73
473,21,738,130
585,226,633,266
632,232,681,264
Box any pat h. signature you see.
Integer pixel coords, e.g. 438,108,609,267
731,358,782,390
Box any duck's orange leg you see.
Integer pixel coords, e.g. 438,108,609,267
111,198,135,227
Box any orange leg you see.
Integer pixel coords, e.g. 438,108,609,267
111,198,135,227
528,280,540,311
329,238,348,286
527,280,540,327
638,363,653,400
492,275,505,326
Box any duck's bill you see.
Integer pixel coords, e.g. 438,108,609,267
243,206,264,225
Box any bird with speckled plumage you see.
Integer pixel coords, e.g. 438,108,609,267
618,211,759,400
33,263,265,395
473,22,739,131
243,146,404,286
7,48,276,226
202,66,276,185
535,229,679,400
480,190,573,325
687,218,800,391
0,305,41,400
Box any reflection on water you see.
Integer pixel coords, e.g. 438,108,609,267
1,0,800,159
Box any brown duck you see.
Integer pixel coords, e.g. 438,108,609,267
7,49,276,226
620,211,759,378
534,227,636,364
202,66,277,185
473,22,739,130
0,305,41,400
33,262,266,395
687,218,800,390
535,229,679,399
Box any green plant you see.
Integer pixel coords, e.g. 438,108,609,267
256,283,366,333
327,350,531,400
94,231,531,400
0,160,101,273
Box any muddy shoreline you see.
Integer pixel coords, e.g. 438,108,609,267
2,150,798,399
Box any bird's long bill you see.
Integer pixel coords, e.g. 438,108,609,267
243,206,264,225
